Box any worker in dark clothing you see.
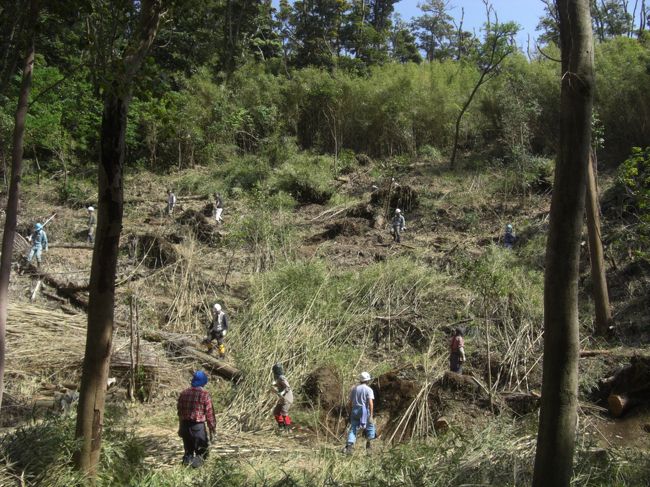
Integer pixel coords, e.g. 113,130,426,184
177,370,216,468
391,209,406,243
167,189,177,216
203,303,229,358
271,363,294,431
503,223,516,249
449,328,466,374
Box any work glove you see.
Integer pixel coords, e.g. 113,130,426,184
221,330,227,337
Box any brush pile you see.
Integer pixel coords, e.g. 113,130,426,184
5,302,180,397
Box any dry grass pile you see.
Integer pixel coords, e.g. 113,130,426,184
5,302,182,398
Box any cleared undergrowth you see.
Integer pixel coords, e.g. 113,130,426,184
1,151,648,486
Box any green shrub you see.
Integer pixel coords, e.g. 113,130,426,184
270,154,335,204
57,178,97,209
618,146,650,259
212,155,271,193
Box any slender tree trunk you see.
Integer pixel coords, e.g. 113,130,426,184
585,152,612,335
450,73,486,168
533,1,594,486
0,20,36,411
74,1,162,476
74,89,127,476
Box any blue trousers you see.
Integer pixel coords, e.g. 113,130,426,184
347,408,376,444
27,246,42,264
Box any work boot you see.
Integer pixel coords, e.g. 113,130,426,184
342,443,353,455
182,455,193,466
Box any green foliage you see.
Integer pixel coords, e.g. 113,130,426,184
0,415,145,486
269,154,335,204
596,37,650,156
617,146,650,259
57,177,97,209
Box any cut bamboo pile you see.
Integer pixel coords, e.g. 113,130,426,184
5,302,178,391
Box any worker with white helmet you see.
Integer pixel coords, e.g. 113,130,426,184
203,303,229,358
343,371,376,455
391,208,406,243
87,206,96,243
503,223,515,249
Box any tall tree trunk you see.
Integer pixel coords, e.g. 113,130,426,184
533,1,595,486
73,89,127,476
0,10,36,411
585,151,612,336
74,1,162,477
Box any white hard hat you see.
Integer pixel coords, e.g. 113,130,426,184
395,208,401,213
87,206,94,212
213,303,222,312
359,371,371,383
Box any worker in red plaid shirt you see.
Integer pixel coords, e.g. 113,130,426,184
177,370,216,467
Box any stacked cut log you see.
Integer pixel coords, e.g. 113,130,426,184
142,330,241,382
598,355,650,417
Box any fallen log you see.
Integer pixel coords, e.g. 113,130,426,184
608,394,631,418
142,330,241,382
30,269,89,310
48,244,94,250
434,416,450,434
597,355,650,417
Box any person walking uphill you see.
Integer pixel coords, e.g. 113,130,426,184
391,209,405,243
343,372,376,455
503,223,515,249
177,370,216,468
167,189,177,216
271,363,294,431
213,192,223,224
27,223,48,267
86,206,96,243
449,328,466,374
203,303,229,358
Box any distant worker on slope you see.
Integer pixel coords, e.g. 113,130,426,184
391,208,406,243
167,188,177,216
271,363,294,431
503,223,515,249
27,223,48,267
86,206,96,243
213,192,223,224
449,328,466,374
177,370,216,468
203,303,229,358
343,371,376,455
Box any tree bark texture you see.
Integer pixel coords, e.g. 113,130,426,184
585,152,612,335
0,16,36,411
533,1,595,486
74,1,162,476
73,89,127,476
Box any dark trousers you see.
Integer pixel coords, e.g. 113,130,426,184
392,226,401,243
179,420,209,462
450,351,463,373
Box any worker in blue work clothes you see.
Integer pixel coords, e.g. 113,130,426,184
343,371,376,454
27,223,48,267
